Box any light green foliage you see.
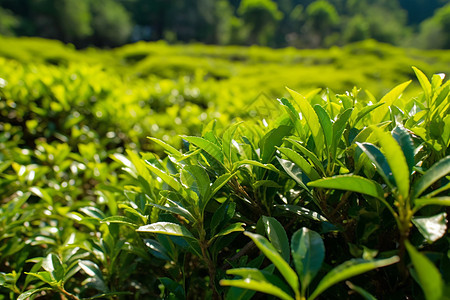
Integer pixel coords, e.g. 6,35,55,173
0,39,449,299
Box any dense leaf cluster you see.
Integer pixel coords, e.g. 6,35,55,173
0,39,449,299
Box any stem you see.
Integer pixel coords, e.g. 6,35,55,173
58,287,80,300
200,239,220,300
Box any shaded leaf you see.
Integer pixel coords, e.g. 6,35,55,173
278,147,320,181
182,136,224,164
262,216,290,263
309,256,399,300
101,216,139,228
291,228,325,292
405,241,443,300
260,125,292,164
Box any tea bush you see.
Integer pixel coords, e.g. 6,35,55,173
0,37,449,299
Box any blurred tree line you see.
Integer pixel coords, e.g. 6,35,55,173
0,0,449,49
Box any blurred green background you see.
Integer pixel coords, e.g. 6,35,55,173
0,0,449,49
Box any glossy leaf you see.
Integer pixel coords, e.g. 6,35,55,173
275,204,328,222
148,137,183,159
180,165,209,199
234,159,281,174
278,147,320,181
137,222,195,240
412,212,447,243
220,278,294,300
182,136,224,164
18,288,52,300
313,104,333,150
332,108,353,154
262,216,290,263
286,138,325,175
42,253,64,282
412,156,450,199
309,256,399,300
213,222,245,239
372,127,410,199
414,196,450,208
101,216,139,228
222,122,242,166
145,162,182,192
287,87,324,156
372,81,411,124
291,228,325,292
244,232,299,292
277,157,311,193
308,175,384,200
160,277,186,300
260,125,292,164
405,241,443,300
392,126,415,174
356,142,394,188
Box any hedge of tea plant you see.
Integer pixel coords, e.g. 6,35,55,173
1,60,449,300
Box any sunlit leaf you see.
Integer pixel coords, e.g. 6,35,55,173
262,216,290,263
412,212,447,243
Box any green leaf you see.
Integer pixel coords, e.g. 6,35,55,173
244,232,299,292
137,222,195,240
279,97,303,137
213,223,245,239
210,200,235,236
160,277,186,300
182,136,224,164
288,88,324,156
234,159,280,174
286,138,325,175
180,165,210,199
262,216,290,263
79,260,108,293
101,216,139,228
412,67,432,103
414,196,450,208
146,199,196,224
353,102,384,127
308,175,384,200
313,105,333,150
356,142,394,188
278,147,320,181
18,288,53,300
24,271,56,285
392,126,415,174
346,281,377,300
260,125,292,164
309,256,399,300
405,241,443,300
412,212,447,243
332,108,353,155
148,137,183,159
145,162,182,193
207,172,236,202
412,156,450,199
220,278,294,300
275,205,328,222
42,253,64,282
222,122,242,166
291,228,325,292
372,81,411,124
372,127,410,199
277,158,311,193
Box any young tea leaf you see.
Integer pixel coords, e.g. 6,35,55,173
412,156,450,199
137,222,195,240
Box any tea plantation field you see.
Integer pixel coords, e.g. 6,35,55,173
0,36,449,299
